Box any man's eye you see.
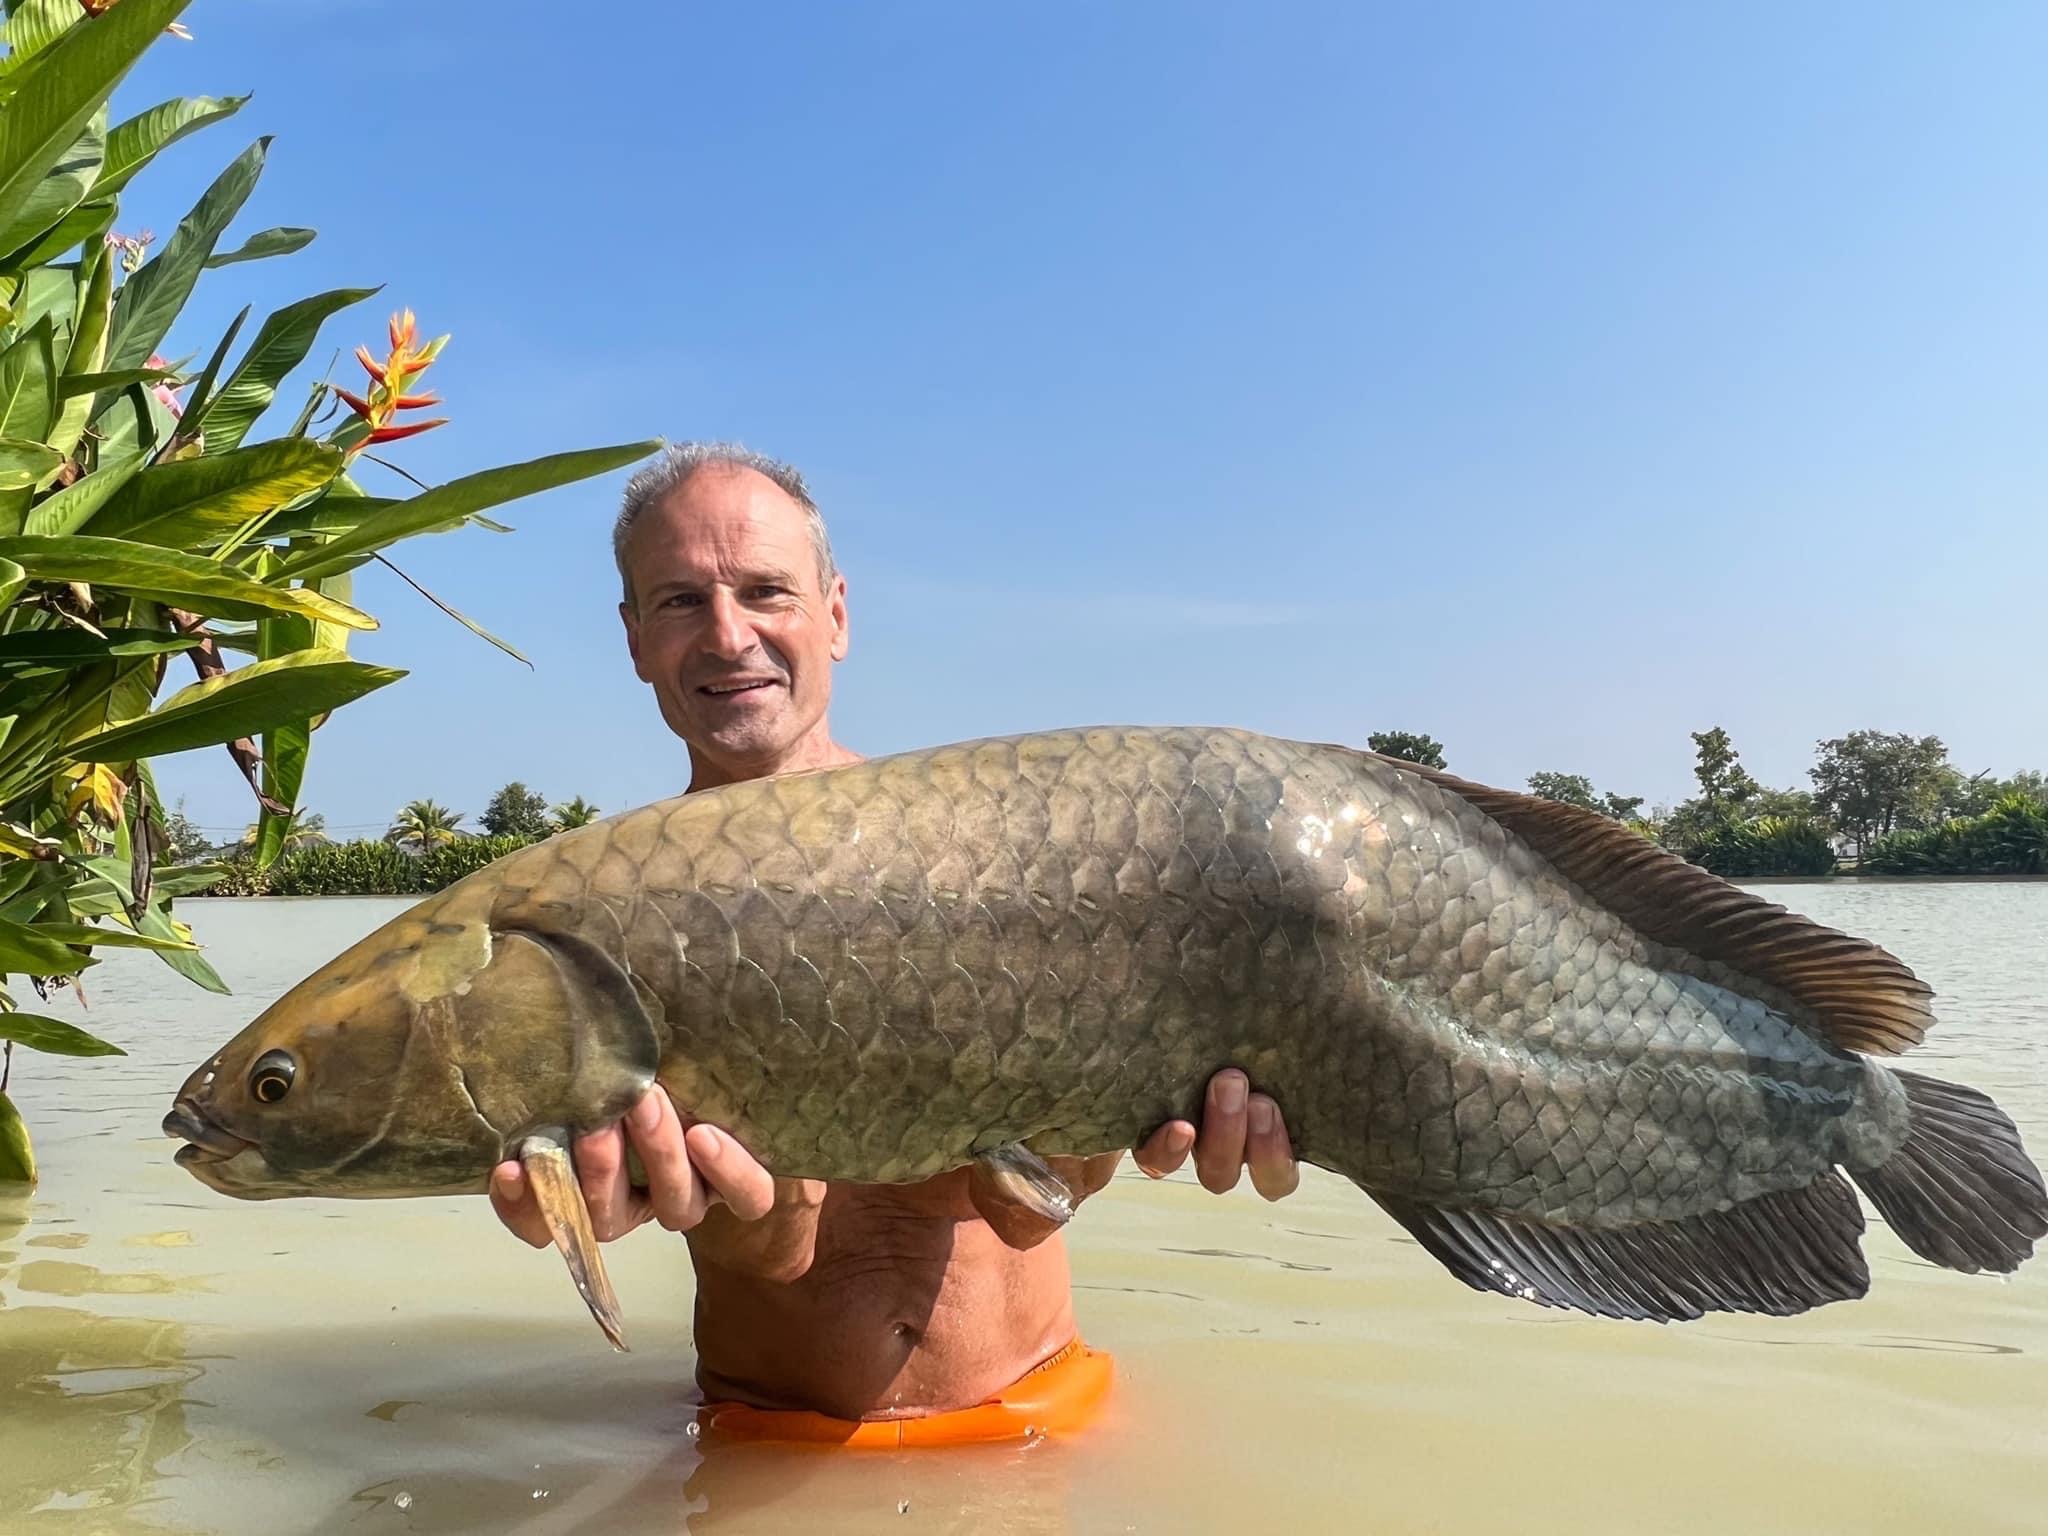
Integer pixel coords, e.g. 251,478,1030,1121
661,592,701,608
747,586,789,601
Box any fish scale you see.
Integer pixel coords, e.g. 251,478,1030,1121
167,724,2048,1334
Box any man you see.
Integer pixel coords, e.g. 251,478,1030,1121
488,444,1297,1436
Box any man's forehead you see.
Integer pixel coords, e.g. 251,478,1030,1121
627,470,812,575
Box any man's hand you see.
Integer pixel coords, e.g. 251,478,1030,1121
1134,1067,1299,1200
488,1087,824,1278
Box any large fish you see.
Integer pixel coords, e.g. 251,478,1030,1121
164,727,2047,1346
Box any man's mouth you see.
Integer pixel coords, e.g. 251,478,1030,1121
697,678,781,699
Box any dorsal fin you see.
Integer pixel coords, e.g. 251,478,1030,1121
1358,752,1935,1055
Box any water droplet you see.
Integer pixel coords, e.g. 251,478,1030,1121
393,1492,413,1511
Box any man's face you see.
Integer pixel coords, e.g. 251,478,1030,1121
619,466,849,778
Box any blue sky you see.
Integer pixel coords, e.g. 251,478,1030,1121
133,2,2048,840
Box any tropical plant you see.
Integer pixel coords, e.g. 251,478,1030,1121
266,837,417,896
550,794,599,831
385,797,461,852
0,2,657,1180
415,832,533,889
240,806,324,853
1686,815,1838,879
1859,793,2047,876
481,780,549,839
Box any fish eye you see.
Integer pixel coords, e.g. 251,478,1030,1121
249,1050,296,1105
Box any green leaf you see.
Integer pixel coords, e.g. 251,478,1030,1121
0,912,92,974
0,553,22,607
164,304,243,429
0,435,62,491
278,440,664,580
252,608,312,866
0,1009,123,1056
0,1089,33,1185
195,286,375,454
152,861,226,897
106,135,267,371
88,438,342,545
54,363,171,398
0,625,196,669
0,534,377,626
17,918,191,953
0,0,190,243
249,491,400,540
92,92,246,201
0,118,100,258
204,225,315,269
1,193,112,268
136,901,224,991
48,235,113,460
1,0,82,72
62,648,403,762
21,445,141,535
92,377,178,459
0,316,55,527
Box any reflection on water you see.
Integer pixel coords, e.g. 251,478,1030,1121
0,886,2041,1534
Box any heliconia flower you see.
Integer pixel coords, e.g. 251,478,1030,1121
366,418,449,444
335,310,451,457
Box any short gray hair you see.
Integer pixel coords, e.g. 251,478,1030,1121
612,441,838,608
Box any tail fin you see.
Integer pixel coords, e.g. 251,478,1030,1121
1848,1070,2048,1274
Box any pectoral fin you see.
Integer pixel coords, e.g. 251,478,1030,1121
520,1132,628,1352
971,1143,1075,1227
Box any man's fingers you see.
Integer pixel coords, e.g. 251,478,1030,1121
487,1160,551,1248
1194,1070,1249,1193
683,1123,777,1223
1245,1094,1300,1202
576,1115,646,1242
627,1089,711,1232
1134,1121,1195,1178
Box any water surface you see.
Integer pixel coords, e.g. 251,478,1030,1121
2,885,2043,1533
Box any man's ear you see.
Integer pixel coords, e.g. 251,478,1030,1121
827,574,850,662
619,600,650,682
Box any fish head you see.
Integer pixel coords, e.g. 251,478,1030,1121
163,879,660,1201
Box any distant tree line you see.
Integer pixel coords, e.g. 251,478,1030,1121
1366,726,2045,879
187,781,606,896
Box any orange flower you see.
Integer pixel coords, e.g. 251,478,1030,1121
335,310,449,456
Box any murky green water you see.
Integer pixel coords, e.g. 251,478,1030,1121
2,884,2043,1534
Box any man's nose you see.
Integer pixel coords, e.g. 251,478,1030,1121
701,591,755,660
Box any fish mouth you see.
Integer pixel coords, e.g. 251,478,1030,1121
164,1098,253,1162
165,1104,286,1200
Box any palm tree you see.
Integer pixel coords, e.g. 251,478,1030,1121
550,796,601,832
386,799,463,852
241,809,328,854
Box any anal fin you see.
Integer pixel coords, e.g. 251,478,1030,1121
1373,1174,1870,1323
521,1132,628,1352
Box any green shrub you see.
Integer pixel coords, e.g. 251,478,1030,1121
1687,816,1838,878
265,840,420,896
417,834,536,889
1860,794,2048,876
